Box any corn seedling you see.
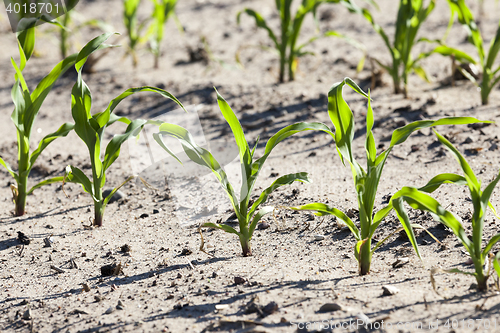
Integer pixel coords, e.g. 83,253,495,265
428,0,500,105
351,0,436,96
123,0,149,66
58,9,113,63
290,77,489,275
0,16,87,216
391,130,500,291
148,0,182,68
153,89,333,256
237,0,370,83
61,33,184,226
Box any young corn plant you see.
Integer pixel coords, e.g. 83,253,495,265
351,0,436,96
391,130,500,291
237,0,369,83
123,0,149,67
291,77,489,275
153,90,333,256
148,0,182,68
61,33,184,226
430,0,500,105
0,16,91,216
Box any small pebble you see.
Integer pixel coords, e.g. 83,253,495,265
263,301,278,315
22,309,31,320
234,276,246,285
319,303,343,312
105,307,114,314
382,285,400,296
314,235,325,241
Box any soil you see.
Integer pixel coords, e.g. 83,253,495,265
1,0,500,332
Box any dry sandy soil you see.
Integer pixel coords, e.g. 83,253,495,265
1,0,500,332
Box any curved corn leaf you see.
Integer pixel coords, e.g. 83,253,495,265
248,172,310,219
64,165,96,201
369,203,394,236
392,186,473,254
494,252,500,279
16,15,64,71
0,157,18,181
390,197,421,259
201,222,240,236
103,119,147,171
433,130,480,195
102,175,136,207
237,9,280,50
418,173,467,193
29,123,74,172
249,206,275,237
75,32,116,73
245,122,333,205
291,203,360,240
389,117,491,147
214,89,250,167
27,176,65,195
445,0,484,63
483,233,500,261
327,77,369,170
154,123,242,221
106,86,185,116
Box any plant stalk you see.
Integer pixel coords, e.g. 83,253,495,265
240,235,252,257
481,74,490,105
15,178,27,216
359,238,372,275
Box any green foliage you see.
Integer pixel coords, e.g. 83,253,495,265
63,33,184,226
428,0,500,104
57,2,113,62
237,0,368,83
291,77,489,275
391,130,500,291
148,0,182,68
123,0,148,66
0,17,86,216
351,0,436,96
153,89,333,256
123,0,182,68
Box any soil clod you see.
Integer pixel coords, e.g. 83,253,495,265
100,262,122,276
17,231,30,245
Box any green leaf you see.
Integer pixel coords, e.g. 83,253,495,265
202,222,240,236
327,77,369,169
248,206,274,237
433,130,480,194
389,118,491,147
237,9,280,51
418,173,467,193
248,172,311,219
291,203,360,240
154,123,241,220
483,232,500,261
102,175,136,207
64,165,96,201
28,176,65,195
29,123,74,172
105,86,185,116
392,186,473,254
390,197,421,259
0,157,18,181
75,32,116,73
103,119,147,171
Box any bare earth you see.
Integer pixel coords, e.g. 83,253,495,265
1,0,500,332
